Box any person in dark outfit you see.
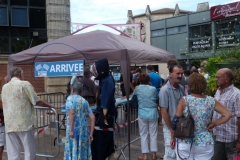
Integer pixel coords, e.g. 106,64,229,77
120,73,134,97
79,68,97,104
90,58,117,160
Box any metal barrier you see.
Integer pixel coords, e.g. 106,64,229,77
115,83,122,98
114,101,140,160
37,92,66,109
3,106,61,159
34,106,61,159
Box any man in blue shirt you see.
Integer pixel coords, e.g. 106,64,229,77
147,65,162,93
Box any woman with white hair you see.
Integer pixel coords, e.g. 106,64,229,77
64,82,95,160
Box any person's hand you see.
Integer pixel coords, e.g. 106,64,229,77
207,122,215,131
90,135,94,142
170,138,176,149
69,131,74,138
236,141,240,152
49,104,54,108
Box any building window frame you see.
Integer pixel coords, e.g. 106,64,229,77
215,16,240,49
0,6,9,26
11,6,29,27
189,24,212,53
151,29,165,37
167,25,187,35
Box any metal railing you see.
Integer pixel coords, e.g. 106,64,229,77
37,92,66,109
34,106,60,159
114,100,140,160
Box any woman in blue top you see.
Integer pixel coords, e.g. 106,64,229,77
171,73,232,160
133,73,159,160
64,82,95,160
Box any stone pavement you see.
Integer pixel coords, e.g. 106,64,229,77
2,125,165,160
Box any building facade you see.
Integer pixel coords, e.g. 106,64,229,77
151,1,240,69
127,4,193,45
126,4,192,77
0,0,71,93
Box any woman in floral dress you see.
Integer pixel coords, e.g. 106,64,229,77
64,82,95,160
171,73,232,160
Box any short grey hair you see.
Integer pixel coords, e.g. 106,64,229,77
10,66,23,78
72,82,83,95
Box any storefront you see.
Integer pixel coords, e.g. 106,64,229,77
211,1,240,49
150,1,240,69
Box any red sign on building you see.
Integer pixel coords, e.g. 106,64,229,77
210,1,240,20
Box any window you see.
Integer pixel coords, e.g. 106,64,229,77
167,27,178,34
189,25,211,39
189,24,212,52
151,29,164,37
167,25,186,34
189,26,200,38
29,0,45,7
0,0,7,4
0,38,9,53
29,9,46,28
216,17,240,48
11,38,29,53
201,25,211,37
216,19,229,35
11,8,28,27
0,7,8,26
216,17,240,35
179,25,187,32
31,38,47,47
11,28,29,37
11,0,27,6
0,27,9,36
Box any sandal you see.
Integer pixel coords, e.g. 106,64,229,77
138,155,148,160
159,155,164,159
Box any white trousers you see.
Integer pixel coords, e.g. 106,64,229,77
6,129,36,160
163,124,176,160
176,141,214,160
138,117,158,153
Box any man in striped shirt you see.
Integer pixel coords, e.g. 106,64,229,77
212,68,240,160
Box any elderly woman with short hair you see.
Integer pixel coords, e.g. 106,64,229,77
64,82,95,160
132,73,159,160
171,73,232,160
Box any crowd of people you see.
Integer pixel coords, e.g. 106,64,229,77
0,58,240,160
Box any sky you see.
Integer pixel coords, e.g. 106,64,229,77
70,0,239,34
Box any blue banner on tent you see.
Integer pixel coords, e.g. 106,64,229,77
34,60,84,77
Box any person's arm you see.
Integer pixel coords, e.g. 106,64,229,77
130,82,135,91
171,98,185,133
36,100,54,108
207,100,232,130
160,89,173,130
89,113,95,142
161,108,171,129
170,98,186,149
159,76,162,88
68,109,75,138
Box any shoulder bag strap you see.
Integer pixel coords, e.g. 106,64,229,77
177,140,193,160
185,96,192,117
